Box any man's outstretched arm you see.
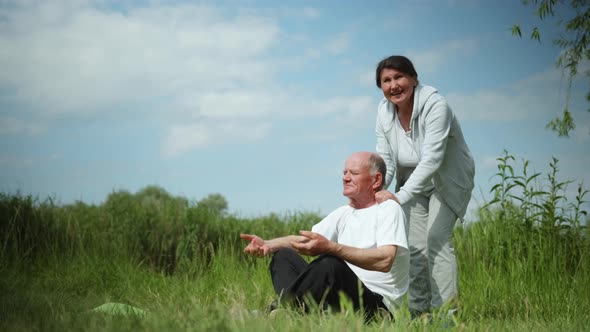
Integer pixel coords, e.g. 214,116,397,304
240,233,308,257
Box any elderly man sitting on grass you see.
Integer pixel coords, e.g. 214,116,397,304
241,151,409,321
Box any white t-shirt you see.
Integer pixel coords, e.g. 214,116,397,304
311,200,409,311
395,115,435,194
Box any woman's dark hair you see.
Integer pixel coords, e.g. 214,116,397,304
375,55,418,88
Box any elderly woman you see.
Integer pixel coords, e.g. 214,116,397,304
373,55,475,317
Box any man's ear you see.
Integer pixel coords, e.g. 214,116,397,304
373,172,383,190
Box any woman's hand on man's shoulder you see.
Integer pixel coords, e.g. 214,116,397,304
375,190,399,204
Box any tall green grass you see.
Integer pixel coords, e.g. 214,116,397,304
455,151,589,326
0,153,588,331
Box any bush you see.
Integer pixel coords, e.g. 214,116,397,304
0,186,322,275
0,194,72,264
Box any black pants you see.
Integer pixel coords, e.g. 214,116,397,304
269,248,389,319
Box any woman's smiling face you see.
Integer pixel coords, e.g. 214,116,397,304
379,68,417,108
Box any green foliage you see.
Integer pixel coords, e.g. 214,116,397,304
466,150,589,318
0,194,74,264
197,193,228,214
512,24,523,37
455,151,589,322
513,0,590,137
102,186,189,274
0,188,326,331
0,186,320,276
546,106,576,136
455,205,590,320
485,150,587,230
0,158,589,330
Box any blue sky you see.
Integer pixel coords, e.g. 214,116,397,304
1,0,589,220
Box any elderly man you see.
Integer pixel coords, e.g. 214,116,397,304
240,151,409,320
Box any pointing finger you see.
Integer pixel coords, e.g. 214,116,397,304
240,234,254,241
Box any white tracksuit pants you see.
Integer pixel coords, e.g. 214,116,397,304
403,190,458,313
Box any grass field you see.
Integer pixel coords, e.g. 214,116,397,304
1,154,589,331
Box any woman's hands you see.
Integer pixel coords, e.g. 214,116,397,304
375,189,399,203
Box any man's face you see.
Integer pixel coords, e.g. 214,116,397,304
342,153,376,200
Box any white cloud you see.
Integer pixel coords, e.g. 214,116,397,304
0,0,290,156
325,33,351,55
161,92,375,156
303,48,322,60
447,67,568,123
302,7,320,19
308,96,374,119
410,39,478,75
360,70,376,88
196,91,276,119
573,120,590,143
0,155,33,168
0,1,380,157
0,1,280,116
161,124,212,157
479,155,501,172
446,90,536,122
162,121,271,157
0,117,47,136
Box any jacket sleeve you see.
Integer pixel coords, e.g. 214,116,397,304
375,103,395,190
395,96,451,205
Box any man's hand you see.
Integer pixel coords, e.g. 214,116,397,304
375,189,399,204
240,233,271,257
290,231,333,256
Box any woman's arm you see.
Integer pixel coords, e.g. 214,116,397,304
396,97,451,205
375,105,396,189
